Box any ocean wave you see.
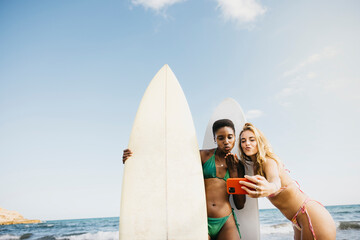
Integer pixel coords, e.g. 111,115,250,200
56,231,118,240
36,236,56,240
20,233,33,239
260,222,293,234
331,210,360,215
61,232,87,237
35,223,55,229
338,221,360,230
0,235,19,240
261,221,360,235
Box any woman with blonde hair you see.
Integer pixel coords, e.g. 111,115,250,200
239,123,336,240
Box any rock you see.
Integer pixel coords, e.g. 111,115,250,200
0,207,41,225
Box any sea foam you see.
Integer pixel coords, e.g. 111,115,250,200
260,222,293,234
57,231,118,240
0,235,19,240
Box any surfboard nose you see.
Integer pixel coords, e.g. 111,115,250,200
120,65,207,239
156,64,176,81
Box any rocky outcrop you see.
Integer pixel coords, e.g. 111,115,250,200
0,207,40,225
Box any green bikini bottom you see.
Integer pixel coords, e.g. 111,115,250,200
207,208,241,239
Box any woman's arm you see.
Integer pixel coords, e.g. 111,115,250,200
199,150,206,165
226,153,246,209
200,149,215,165
240,158,281,198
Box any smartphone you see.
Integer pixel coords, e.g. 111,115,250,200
226,178,252,195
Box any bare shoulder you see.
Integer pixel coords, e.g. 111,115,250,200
263,157,281,171
200,148,216,164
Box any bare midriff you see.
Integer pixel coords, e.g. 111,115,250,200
268,169,308,220
205,178,232,218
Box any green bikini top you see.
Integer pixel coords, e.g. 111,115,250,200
202,150,230,181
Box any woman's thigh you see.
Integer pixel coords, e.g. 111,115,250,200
216,214,240,240
297,201,336,240
293,226,301,240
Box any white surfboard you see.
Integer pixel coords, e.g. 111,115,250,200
119,65,208,240
202,98,260,240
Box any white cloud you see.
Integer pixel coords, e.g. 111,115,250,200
283,47,338,77
275,86,301,107
131,0,184,11
276,47,342,106
217,0,266,25
276,87,298,98
245,109,264,119
306,72,317,79
322,77,360,100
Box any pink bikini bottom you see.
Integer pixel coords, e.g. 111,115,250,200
291,197,323,240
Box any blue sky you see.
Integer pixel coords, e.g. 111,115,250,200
1,0,359,220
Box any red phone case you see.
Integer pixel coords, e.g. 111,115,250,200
226,178,252,195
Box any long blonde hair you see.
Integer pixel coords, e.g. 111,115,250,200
239,123,281,177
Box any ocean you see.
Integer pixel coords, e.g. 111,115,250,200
1,204,359,240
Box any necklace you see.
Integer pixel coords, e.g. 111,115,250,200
215,155,225,167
